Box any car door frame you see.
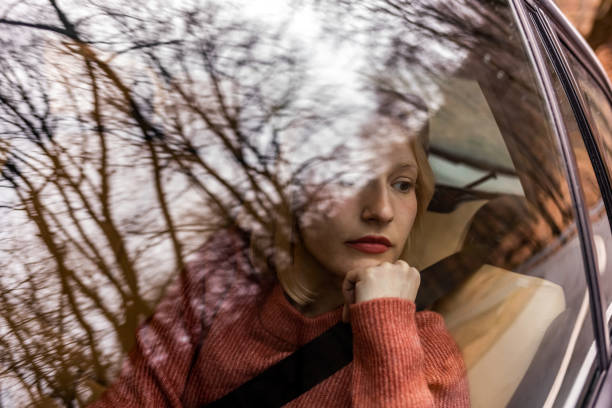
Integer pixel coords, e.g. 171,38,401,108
509,0,612,405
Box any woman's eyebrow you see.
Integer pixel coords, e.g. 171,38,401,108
393,163,418,173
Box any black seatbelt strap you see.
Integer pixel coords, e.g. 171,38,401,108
415,244,486,310
203,321,352,408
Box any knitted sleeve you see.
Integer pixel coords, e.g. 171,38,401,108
87,265,204,408
88,229,252,408
349,298,470,407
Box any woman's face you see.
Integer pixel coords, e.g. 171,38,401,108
298,140,419,280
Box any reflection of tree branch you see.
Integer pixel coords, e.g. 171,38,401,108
112,39,184,56
2,56,150,325
83,54,151,327
200,47,277,208
0,2,303,405
0,336,41,403
86,49,188,278
156,95,268,226
43,206,124,334
14,184,107,386
10,139,146,333
55,183,132,310
148,53,272,225
0,290,50,398
159,124,234,224
0,18,69,36
148,137,185,272
62,34,188,281
55,51,148,315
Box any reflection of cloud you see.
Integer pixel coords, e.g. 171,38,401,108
202,0,464,194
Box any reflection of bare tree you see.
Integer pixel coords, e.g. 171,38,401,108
0,2,352,405
0,0,584,406
0,40,155,408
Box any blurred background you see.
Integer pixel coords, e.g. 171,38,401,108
557,0,612,77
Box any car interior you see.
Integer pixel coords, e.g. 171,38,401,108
404,193,565,408
402,78,570,407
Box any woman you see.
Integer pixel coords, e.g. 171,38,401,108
89,112,470,407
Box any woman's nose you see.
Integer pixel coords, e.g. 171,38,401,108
360,180,394,224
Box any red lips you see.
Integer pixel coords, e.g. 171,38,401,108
345,235,392,254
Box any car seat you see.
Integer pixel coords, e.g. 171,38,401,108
403,194,566,408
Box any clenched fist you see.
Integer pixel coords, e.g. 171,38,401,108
342,260,420,323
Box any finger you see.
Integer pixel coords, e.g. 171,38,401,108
395,259,408,266
410,266,421,283
396,260,421,281
395,259,410,270
342,268,360,293
342,268,360,305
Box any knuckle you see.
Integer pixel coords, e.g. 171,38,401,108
411,268,421,283
396,259,411,271
364,267,377,279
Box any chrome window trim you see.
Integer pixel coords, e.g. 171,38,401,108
535,7,612,359
544,289,593,407
562,292,612,407
529,0,612,103
510,0,610,405
543,6,612,338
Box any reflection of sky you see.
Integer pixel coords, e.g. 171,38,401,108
0,1,503,404
0,0,491,303
215,0,473,202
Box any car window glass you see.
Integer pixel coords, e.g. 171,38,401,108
423,11,598,407
531,31,606,405
559,43,612,328
0,1,599,407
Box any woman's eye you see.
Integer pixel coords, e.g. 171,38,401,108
392,180,414,193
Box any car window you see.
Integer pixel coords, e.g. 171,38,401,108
0,1,601,407
557,41,612,330
418,10,598,406
526,22,608,405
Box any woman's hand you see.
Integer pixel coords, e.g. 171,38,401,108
342,260,420,323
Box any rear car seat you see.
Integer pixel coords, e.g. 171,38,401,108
404,195,566,408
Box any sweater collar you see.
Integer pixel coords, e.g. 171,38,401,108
259,284,342,346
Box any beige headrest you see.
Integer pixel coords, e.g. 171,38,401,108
403,199,488,270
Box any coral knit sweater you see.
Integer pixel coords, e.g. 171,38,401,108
90,230,469,407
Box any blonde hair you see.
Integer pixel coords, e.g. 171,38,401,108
405,132,435,249
272,130,435,306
